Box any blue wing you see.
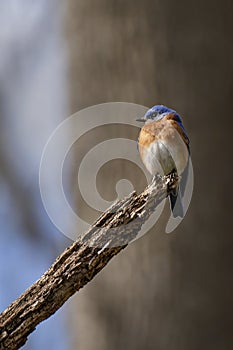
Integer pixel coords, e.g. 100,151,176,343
169,186,184,218
169,157,190,218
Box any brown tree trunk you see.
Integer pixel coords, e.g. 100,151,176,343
66,0,233,349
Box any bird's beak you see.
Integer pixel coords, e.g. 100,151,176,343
136,117,146,122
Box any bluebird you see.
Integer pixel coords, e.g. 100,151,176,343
137,105,190,218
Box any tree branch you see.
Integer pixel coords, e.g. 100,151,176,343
0,174,178,350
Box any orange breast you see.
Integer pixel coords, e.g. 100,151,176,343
138,119,165,151
138,116,189,174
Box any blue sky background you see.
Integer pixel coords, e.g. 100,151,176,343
0,2,72,349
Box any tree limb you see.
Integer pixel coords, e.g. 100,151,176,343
0,174,178,350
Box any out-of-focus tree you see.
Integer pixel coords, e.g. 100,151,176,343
66,0,233,349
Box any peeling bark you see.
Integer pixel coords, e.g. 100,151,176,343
0,174,178,350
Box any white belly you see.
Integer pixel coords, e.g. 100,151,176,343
141,136,189,176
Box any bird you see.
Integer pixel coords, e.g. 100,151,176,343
137,105,190,218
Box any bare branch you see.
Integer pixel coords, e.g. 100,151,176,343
0,174,178,350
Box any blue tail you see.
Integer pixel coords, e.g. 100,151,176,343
169,187,184,218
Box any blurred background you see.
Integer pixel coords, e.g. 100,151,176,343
0,1,233,349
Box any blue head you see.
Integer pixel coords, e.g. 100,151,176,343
144,105,180,121
137,104,184,128
136,104,190,150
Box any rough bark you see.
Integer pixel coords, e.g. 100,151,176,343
0,174,178,350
